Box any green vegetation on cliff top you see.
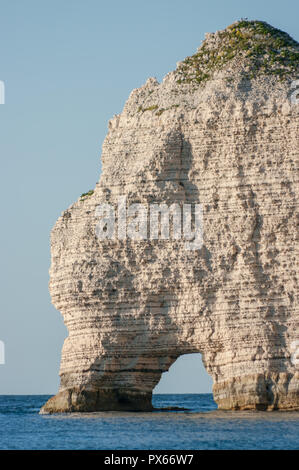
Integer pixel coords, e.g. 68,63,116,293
176,20,299,85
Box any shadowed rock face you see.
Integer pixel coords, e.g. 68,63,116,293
41,21,299,413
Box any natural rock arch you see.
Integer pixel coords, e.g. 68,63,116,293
41,20,299,413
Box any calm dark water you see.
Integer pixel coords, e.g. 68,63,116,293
0,394,298,450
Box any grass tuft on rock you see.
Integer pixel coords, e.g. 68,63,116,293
80,190,94,200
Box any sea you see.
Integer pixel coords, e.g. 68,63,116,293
0,394,298,450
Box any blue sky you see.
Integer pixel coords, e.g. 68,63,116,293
0,0,298,394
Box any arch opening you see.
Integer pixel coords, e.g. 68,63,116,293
152,353,216,412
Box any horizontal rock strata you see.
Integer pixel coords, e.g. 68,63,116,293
41,21,299,413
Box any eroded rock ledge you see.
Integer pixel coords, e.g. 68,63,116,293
41,21,299,413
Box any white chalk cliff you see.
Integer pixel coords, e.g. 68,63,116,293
41,21,299,413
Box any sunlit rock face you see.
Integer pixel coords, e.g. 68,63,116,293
41,21,299,413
